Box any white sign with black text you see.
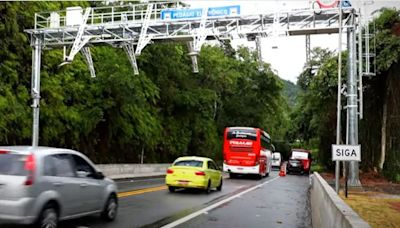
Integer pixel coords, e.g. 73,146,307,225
332,145,361,161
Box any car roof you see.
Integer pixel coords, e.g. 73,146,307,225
174,156,212,162
0,146,78,156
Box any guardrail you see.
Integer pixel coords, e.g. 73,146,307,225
96,164,170,180
310,172,370,228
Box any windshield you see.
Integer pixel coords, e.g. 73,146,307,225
227,128,257,141
174,160,203,168
0,154,28,176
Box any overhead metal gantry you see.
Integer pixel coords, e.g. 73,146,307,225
27,2,356,74
26,1,364,186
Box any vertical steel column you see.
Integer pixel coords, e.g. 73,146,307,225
335,2,343,193
31,37,42,147
255,36,264,71
358,19,363,119
305,34,311,65
347,17,361,187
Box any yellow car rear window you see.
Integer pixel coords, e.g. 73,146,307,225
174,160,203,167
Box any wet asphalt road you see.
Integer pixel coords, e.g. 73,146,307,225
2,171,312,228
58,171,312,228
177,173,312,228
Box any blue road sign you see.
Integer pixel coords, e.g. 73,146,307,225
161,5,240,20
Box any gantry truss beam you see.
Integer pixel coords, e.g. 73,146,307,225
26,5,356,49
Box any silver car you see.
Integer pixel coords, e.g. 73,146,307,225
0,146,118,228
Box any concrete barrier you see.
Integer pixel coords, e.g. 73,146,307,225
96,164,170,179
310,172,370,228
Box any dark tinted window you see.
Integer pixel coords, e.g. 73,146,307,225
71,155,96,178
227,128,257,141
174,160,203,167
207,161,218,170
0,154,27,176
261,131,271,149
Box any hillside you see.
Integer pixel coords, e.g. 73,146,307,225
282,79,300,108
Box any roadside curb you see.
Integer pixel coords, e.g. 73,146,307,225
311,172,371,228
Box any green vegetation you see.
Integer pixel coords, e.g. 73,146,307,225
0,2,289,163
288,8,400,181
282,80,299,108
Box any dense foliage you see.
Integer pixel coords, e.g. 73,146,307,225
282,80,299,108
360,8,400,181
0,2,288,164
289,9,400,181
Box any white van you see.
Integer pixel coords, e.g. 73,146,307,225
272,152,282,168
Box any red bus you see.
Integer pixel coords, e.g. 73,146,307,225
223,127,273,178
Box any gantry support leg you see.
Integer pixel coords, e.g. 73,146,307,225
305,34,311,65
187,42,199,73
255,36,264,71
123,43,139,75
135,4,154,55
31,37,42,147
347,24,362,187
63,7,92,63
81,47,96,78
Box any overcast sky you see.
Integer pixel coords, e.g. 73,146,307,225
184,0,400,83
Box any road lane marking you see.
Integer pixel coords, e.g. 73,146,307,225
117,174,230,198
118,185,167,198
161,176,280,228
116,178,165,184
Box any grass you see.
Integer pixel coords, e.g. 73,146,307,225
340,191,400,228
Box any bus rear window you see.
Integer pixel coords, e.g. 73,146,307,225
174,160,203,168
227,128,257,141
0,154,28,176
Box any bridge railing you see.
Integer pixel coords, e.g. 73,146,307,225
34,2,172,29
96,163,170,180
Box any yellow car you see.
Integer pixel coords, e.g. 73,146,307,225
165,156,223,193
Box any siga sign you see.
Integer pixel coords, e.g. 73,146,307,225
332,144,361,161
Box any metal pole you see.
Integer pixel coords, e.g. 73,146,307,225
358,17,363,119
31,36,42,147
347,12,361,187
306,34,311,65
335,0,343,194
141,146,144,164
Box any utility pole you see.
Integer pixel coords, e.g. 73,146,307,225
335,0,343,194
346,12,361,187
31,36,42,147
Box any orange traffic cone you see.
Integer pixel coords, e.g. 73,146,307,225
279,163,286,177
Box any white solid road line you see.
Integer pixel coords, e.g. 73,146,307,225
161,176,280,228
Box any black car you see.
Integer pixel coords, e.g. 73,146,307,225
286,159,304,174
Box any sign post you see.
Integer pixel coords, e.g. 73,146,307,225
332,144,361,197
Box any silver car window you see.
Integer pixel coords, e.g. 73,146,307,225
70,154,96,178
0,154,27,176
43,155,56,176
52,154,75,177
